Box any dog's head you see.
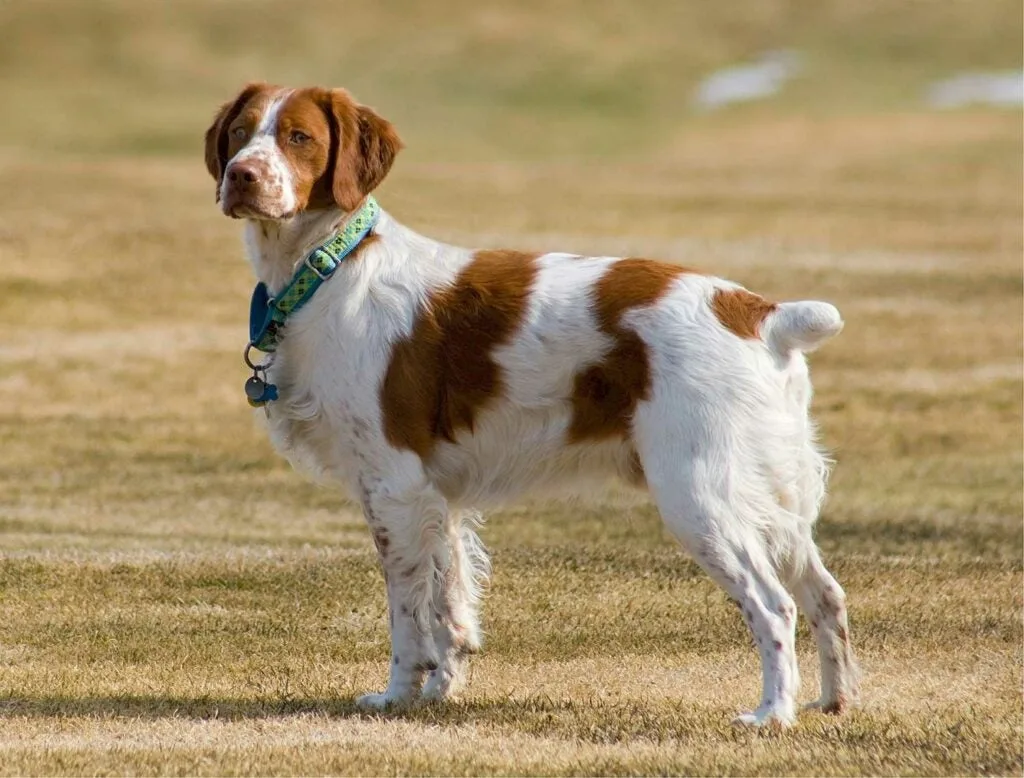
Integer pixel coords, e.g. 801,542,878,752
203,84,403,220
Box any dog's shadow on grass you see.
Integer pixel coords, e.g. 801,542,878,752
0,693,394,721
0,692,735,739
0,692,567,722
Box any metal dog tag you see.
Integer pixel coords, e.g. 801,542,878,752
245,375,267,401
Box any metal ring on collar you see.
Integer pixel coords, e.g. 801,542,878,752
243,343,274,371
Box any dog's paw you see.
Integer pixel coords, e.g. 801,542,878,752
732,702,796,728
420,666,466,702
802,694,851,715
356,692,404,711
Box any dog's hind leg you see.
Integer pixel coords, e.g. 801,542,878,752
786,537,860,714
422,510,490,701
634,409,800,726
651,483,801,726
774,447,860,715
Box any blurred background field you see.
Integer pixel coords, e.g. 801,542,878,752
0,1,1021,775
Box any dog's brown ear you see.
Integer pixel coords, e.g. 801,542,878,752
353,104,403,199
203,82,270,197
321,89,403,211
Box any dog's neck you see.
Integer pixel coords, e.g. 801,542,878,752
242,208,348,294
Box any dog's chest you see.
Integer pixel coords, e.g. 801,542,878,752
259,313,384,485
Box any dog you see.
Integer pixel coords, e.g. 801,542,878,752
203,83,859,726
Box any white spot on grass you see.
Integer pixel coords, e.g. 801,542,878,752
693,50,802,110
927,71,1023,108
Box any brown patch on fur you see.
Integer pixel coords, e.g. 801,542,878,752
568,259,691,442
275,91,333,210
381,251,539,459
711,288,777,340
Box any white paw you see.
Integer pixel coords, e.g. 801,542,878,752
355,692,402,711
420,667,466,701
419,676,447,701
732,703,796,728
802,696,849,715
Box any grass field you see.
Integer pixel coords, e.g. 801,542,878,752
0,1,1022,774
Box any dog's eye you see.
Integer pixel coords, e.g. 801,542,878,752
289,130,311,145
231,126,248,141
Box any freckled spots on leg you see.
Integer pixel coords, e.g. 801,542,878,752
837,626,848,641
393,656,400,665
400,605,409,616
773,640,783,651
414,660,439,673
810,619,818,628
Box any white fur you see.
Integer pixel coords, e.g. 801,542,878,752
226,124,858,724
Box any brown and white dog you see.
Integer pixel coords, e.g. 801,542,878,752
204,83,859,726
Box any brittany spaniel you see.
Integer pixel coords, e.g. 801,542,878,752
203,83,859,727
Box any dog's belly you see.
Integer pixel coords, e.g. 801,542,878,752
425,403,642,507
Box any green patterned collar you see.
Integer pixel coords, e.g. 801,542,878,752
248,197,380,354
242,197,380,407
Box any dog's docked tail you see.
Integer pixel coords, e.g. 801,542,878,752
761,301,843,355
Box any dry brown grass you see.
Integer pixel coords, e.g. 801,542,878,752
0,1,1021,775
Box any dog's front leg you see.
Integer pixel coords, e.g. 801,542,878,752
357,474,447,710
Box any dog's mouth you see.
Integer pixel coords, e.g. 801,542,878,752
223,199,295,222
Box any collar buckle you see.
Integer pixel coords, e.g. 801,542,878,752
303,252,332,281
